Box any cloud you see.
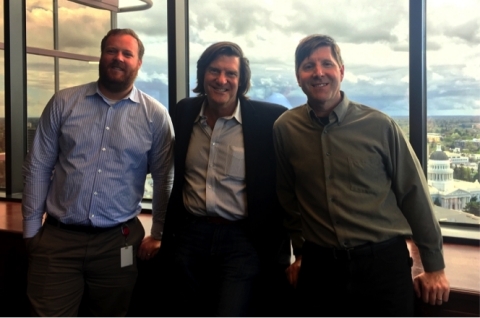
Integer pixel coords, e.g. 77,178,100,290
427,40,443,51
14,0,480,118
117,2,168,36
444,19,480,44
428,0,480,46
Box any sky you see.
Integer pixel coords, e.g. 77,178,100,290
185,0,480,117
1,0,479,118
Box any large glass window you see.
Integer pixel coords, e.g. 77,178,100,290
187,0,480,238
26,0,107,143
426,0,480,228
189,0,409,126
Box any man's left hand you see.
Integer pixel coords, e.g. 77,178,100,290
137,235,161,260
413,269,450,305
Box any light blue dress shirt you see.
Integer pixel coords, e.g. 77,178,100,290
22,82,174,239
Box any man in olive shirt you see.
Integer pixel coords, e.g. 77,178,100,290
273,34,450,316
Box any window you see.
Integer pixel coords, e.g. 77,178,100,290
426,0,480,230
184,0,480,240
26,0,109,122
1,0,478,241
188,0,409,125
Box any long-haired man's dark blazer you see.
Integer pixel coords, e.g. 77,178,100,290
163,96,291,267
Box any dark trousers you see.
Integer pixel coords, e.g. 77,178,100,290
297,237,414,317
26,217,144,317
173,216,261,317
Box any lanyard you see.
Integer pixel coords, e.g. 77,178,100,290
121,224,130,238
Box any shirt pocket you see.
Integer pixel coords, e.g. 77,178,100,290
348,156,385,194
225,145,245,179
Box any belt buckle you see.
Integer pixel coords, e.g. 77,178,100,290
345,247,353,260
333,247,353,260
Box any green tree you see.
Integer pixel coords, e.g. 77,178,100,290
453,165,460,179
463,196,480,217
454,166,474,182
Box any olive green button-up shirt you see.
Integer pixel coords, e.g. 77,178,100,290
273,92,444,272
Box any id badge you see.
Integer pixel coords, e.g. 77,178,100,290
120,245,133,267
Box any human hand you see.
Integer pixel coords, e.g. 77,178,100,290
285,255,302,288
137,235,161,261
413,269,450,305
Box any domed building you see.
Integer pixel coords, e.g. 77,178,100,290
428,145,480,211
428,145,454,192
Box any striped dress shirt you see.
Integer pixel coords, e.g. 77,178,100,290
22,81,174,240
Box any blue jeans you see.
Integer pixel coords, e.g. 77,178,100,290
173,215,260,317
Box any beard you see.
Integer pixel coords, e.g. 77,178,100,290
98,60,138,94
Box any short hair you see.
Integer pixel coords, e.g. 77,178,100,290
192,41,251,98
101,28,145,61
295,34,343,74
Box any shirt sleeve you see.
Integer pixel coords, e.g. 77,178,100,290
387,120,445,272
22,95,61,238
273,119,304,255
149,107,175,240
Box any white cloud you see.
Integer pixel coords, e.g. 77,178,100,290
18,0,480,117
138,70,168,85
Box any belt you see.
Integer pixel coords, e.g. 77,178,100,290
305,236,405,261
45,215,135,234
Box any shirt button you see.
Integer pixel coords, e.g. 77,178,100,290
94,192,98,195
102,148,106,151
106,127,110,130
212,142,216,146
98,169,102,173
91,214,95,217
208,186,212,189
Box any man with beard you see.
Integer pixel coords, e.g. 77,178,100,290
22,28,174,316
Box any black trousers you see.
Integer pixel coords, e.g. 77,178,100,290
297,237,414,317
172,217,261,317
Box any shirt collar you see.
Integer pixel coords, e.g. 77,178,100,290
196,99,242,124
307,91,349,125
89,81,139,104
